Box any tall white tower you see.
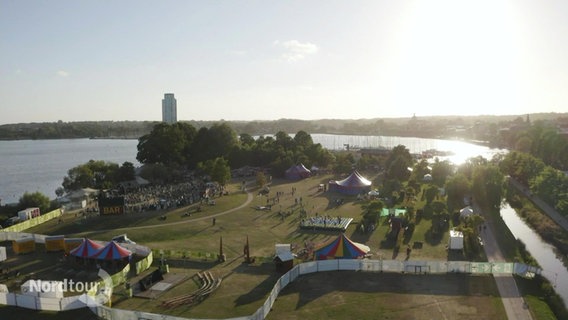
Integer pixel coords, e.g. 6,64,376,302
162,93,177,124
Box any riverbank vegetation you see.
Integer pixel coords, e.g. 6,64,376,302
1,113,566,145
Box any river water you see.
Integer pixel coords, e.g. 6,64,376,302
500,204,568,306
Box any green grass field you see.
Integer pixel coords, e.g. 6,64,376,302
28,174,455,261
4,174,553,319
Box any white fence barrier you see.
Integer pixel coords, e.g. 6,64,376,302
0,232,542,320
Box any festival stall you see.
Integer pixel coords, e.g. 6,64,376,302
45,235,65,252
12,237,36,254
64,238,84,254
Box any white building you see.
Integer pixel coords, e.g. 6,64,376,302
162,93,177,124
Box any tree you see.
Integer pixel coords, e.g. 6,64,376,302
19,192,51,214
239,133,255,146
430,159,454,187
256,171,267,188
62,160,120,192
386,155,412,181
424,184,439,205
190,123,238,166
211,158,231,186
116,161,135,182
333,152,355,174
361,200,384,229
382,144,413,183
139,163,174,184
472,164,505,209
445,173,471,213
293,130,313,148
275,131,294,152
55,187,65,198
411,159,430,182
137,122,196,166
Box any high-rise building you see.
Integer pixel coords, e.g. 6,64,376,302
162,93,177,124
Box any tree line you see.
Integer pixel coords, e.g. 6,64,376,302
135,122,334,185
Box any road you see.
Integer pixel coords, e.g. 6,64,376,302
476,202,533,320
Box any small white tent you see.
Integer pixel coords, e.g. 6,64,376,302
449,229,464,250
459,206,474,219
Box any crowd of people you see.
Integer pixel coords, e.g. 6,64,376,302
123,180,222,213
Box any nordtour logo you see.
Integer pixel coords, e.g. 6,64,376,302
26,268,112,306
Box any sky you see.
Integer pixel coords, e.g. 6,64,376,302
1,0,568,124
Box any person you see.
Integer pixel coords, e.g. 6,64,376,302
212,217,216,226
406,245,412,257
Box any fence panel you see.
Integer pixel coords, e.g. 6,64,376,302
299,261,318,275
36,297,61,311
492,262,514,274
382,260,404,272
338,259,360,271
470,262,491,274
0,292,15,305
280,272,290,287
289,265,300,282
447,261,469,273
361,260,381,272
60,296,86,310
404,261,429,274
317,260,339,272
15,294,37,310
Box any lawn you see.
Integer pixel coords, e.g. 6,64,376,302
267,271,506,320
28,174,456,262
8,173,536,319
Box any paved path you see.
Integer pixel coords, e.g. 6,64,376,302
476,202,533,320
509,177,568,232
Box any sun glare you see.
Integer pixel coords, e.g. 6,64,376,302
392,0,522,115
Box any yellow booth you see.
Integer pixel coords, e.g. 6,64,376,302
45,235,65,252
13,237,36,254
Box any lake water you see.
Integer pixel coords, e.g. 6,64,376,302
309,134,504,164
0,139,139,204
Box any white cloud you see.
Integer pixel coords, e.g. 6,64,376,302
273,40,318,62
56,70,70,77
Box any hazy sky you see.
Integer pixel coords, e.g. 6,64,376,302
1,0,567,124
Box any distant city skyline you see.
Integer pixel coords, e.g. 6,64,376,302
1,0,568,125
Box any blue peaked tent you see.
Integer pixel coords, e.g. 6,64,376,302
285,163,311,180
